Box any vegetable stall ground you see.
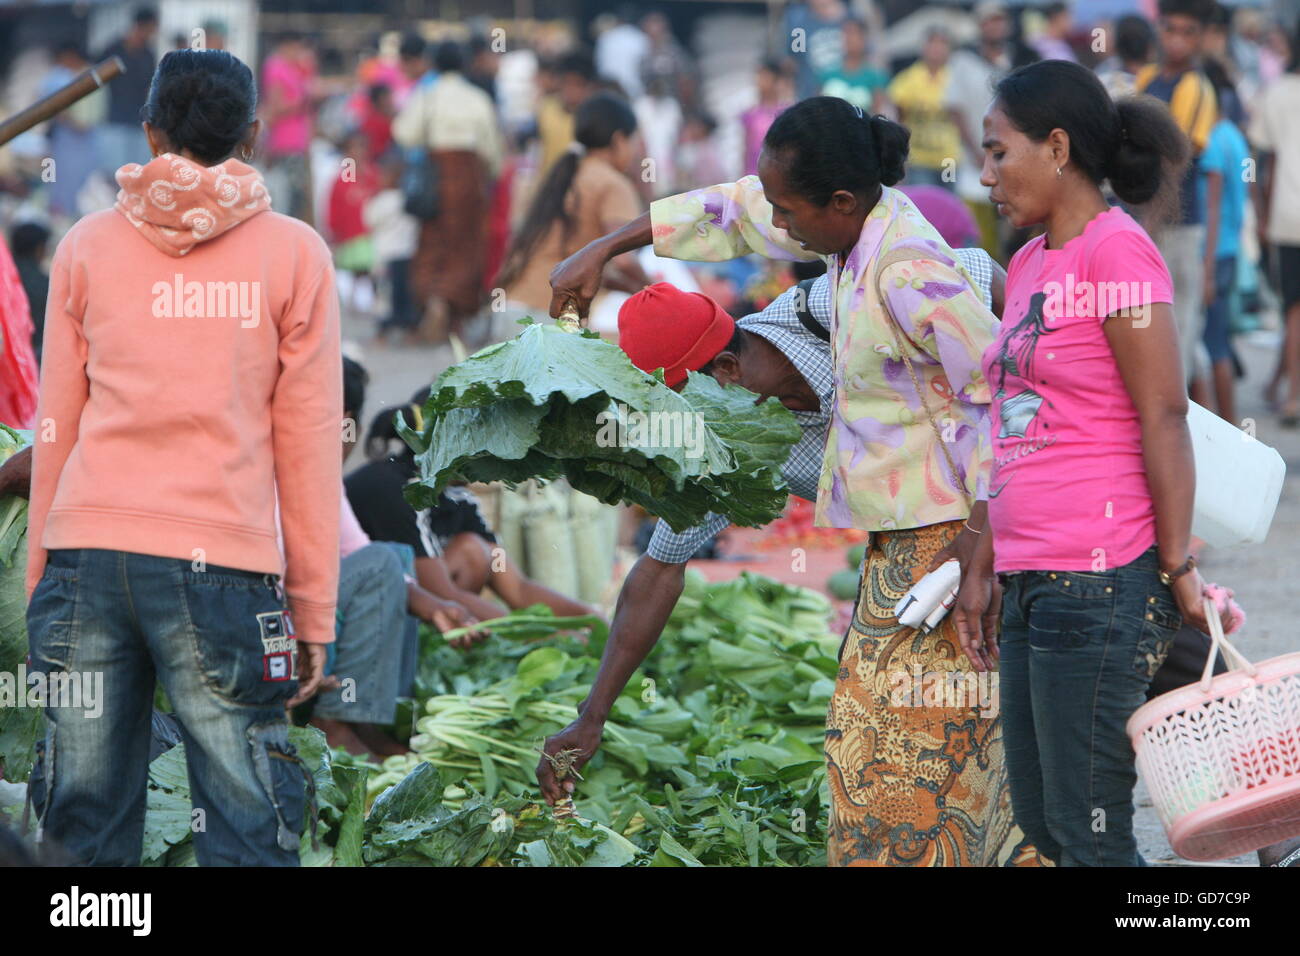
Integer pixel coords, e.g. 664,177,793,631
139,571,839,866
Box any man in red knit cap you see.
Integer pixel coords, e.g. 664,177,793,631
616,281,823,408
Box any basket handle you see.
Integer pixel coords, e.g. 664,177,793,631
1198,595,1257,693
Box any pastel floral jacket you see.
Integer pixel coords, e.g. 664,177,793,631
649,177,998,531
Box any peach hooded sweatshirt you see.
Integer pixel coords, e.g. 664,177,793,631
26,153,342,644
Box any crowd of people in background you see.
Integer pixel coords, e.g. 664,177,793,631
6,0,1297,427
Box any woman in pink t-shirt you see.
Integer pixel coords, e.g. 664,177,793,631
968,60,1235,866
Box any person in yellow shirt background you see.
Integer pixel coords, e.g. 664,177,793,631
887,26,962,191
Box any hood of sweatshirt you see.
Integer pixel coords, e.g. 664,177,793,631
114,153,271,257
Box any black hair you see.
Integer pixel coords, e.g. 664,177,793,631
54,40,85,60
1115,14,1155,64
133,6,158,26
142,49,257,164
368,82,391,105
1043,2,1069,18
9,221,50,259
684,109,718,134
759,57,786,76
343,356,369,419
762,96,909,204
365,387,431,463
468,34,491,56
496,92,637,290
1157,0,1215,25
1202,56,1243,124
1208,1,1230,28
399,32,426,60
699,327,749,376
557,49,597,81
433,41,464,73
994,59,1189,213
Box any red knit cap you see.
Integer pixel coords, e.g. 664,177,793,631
617,282,735,387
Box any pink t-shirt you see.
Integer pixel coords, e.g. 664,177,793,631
980,206,1173,573
340,489,371,560
263,55,312,156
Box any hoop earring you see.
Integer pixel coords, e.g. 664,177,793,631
240,146,254,162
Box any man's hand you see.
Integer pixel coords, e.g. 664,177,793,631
536,715,604,805
1202,264,1216,309
288,642,329,708
0,445,33,498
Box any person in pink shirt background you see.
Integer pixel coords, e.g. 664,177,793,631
739,59,793,178
260,33,319,222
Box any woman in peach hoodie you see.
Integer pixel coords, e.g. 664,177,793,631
25,50,341,866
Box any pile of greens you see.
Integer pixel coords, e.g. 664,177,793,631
398,321,801,532
137,571,837,866
0,424,39,783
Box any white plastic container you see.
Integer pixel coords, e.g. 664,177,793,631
1186,401,1286,548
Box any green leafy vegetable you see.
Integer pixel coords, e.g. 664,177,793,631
397,324,800,532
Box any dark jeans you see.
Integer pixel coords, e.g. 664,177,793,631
315,542,412,724
1203,255,1237,364
998,546,1182,866
26,548,307,866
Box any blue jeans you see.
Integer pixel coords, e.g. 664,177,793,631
26,548,308,866
997,546,1182,866
314,542,414,724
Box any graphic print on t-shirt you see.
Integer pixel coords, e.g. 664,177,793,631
989,291,1058,496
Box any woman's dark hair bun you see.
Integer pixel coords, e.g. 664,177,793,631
869,114,909,188
995,60,1189,219
1106,96,1190,207
763,96,909,205
142,49,258,164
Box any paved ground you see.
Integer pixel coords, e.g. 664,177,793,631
344,306,1300,868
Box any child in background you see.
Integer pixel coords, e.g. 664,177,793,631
328,128,380,314
1135,0,1219,406
363,150,419,344
675,111,729,193
1198,58,1251,425
359,83,395,161
8,221,49,364
740,59,792,178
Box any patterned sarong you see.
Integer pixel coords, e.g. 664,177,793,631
824,520,1046,867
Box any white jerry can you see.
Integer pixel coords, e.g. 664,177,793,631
1186,401,1287,548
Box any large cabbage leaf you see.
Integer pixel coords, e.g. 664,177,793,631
398,324,800,532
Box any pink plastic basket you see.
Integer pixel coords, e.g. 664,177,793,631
1127,598,1300,861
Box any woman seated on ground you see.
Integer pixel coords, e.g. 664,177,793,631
311,360,486,757
345,388,603,623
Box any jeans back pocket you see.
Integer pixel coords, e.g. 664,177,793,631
181,571,297,708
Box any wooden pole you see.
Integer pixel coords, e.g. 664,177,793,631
0,56,126,148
